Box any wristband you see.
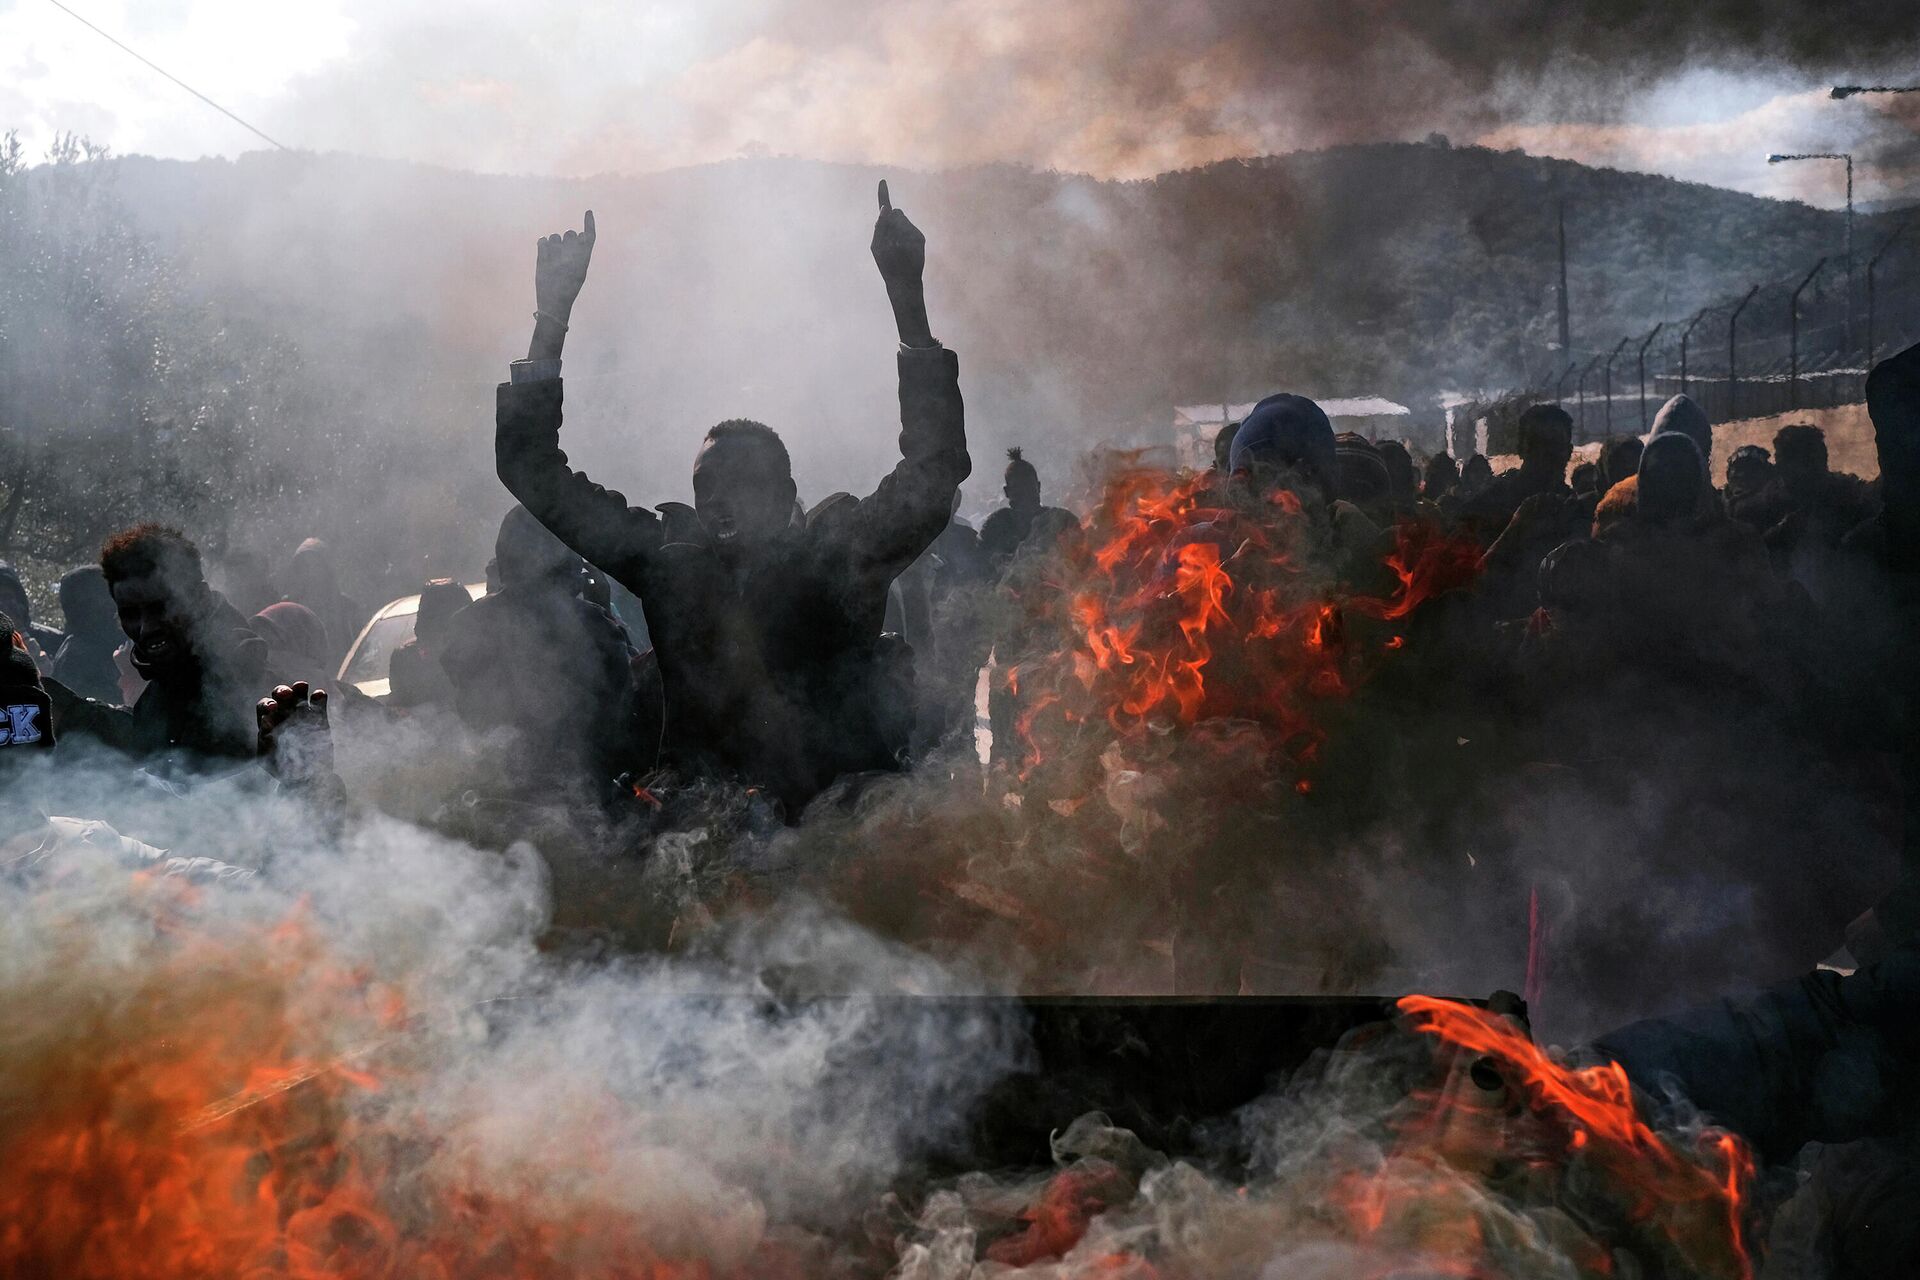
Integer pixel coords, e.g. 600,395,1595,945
534,310,570,331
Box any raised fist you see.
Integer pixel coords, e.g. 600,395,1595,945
257,681,334,786
870,180,925,288
535,210,596,323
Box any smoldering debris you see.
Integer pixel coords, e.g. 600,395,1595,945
0,760,1765,1279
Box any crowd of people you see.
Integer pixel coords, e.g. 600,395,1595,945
4,182,1920,1271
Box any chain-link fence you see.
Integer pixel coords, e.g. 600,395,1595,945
1464,220,1919,451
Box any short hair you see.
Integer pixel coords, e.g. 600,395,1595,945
1773,423,1827,467
704,419,791,475
100,523,204,588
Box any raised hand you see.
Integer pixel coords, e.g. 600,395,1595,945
536,210,596,323
872,180,934,348
257,681,334,785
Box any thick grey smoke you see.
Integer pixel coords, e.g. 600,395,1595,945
220,0,1920,180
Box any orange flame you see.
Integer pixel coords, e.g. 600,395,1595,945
0,905,786,1280
1003,466,1481,782
1398,995,1755,1280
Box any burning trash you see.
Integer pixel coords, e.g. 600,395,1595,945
0,811,1756,1280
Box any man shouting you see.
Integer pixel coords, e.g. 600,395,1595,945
494,183,969,815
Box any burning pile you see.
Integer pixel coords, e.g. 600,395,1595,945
0,803,1757,1279
1004,466,1480,781
801,466,1487,994
901,999,1756,1280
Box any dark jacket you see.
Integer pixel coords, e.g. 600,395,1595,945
980,504,1077,574
439,583,637,795
1594,948,1920,1167
1456,467,1570,545
495,347,968,812
46,593,270,770
50,632,124,706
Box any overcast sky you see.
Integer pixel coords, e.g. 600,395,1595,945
3,0,1916,206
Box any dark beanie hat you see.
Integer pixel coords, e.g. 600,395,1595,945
1228,393,1338,491
0,612,53,750
1334,433,1391,504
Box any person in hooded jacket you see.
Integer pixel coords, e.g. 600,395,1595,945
494,185,969,816
1594,432,1785,690
1593,394,1716,533
388,578,472,709
439,506,637,801
250,601,339,698
49,565,124,705
43,524,272,772
0,562,63,668
0,610,54,758
280,537,365,667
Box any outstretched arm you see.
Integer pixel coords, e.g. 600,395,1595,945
843,181,970,574
496,211,665,580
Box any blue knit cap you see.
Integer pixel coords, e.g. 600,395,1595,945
1227,393,1337,493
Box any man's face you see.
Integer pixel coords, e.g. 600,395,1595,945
1529,429,1574,476
110,570,206,671
1778,451,1826,498
693,435,798,551
1006,471,1042,512
1728,458,1769,492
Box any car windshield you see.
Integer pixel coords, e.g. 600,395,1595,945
341,612,417,686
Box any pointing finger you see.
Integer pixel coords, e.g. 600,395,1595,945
878,179,890,213
583,209,596,240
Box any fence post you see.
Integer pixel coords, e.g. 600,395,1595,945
1729,284,1762,420
1552,360,1576,406
1637,322,1665,430
1602,337,1630,435
1679,307,1710,401
1789,258,1828,411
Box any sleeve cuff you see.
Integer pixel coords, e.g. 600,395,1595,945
510,357,563,384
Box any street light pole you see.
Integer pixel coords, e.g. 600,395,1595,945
1769,152,1854,353
1789,257,1828,411
1679,307,1710,398
1637,322,1665,430
1602,336,1630,435
1556,200,1571,356
1729,284,1761,419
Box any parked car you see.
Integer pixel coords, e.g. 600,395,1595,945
336,583,484,700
